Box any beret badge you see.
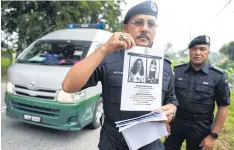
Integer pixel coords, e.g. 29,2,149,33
151,2,158,12
205,36,210,43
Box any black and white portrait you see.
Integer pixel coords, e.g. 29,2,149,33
146,58,160,84
128,57,146,83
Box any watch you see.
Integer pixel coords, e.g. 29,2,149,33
210,132,219,139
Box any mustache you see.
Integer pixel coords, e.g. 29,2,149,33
136,32,150,41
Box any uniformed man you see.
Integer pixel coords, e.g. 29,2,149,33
62,1,178,150
164,35,230,150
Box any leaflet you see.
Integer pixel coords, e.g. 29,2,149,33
120,46,164,111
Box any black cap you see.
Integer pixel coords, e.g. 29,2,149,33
124,1,158,24
188,35,211,49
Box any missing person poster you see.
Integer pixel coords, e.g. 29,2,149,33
120,46,164,111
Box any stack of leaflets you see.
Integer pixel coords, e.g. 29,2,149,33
115,110,167,132
115,111,168,150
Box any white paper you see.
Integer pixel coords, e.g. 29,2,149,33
120,46,164,111
116,111,167,127
117,111,167,132
122,122,168,150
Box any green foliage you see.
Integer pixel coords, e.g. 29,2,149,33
1,58,11,68
1,1,123,51
1,51,13,65
1,51,11,81
170,56,189,69
171,60,180,69
220,44,229,55
225,67,234,91
226,67,234,77
216,41,234,90
1,51,17,82
219,41,234,60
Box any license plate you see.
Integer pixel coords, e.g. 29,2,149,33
23,114,41,122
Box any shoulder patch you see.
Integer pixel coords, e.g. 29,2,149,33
164,57,171,64
210,65,224,74
174,63,188,68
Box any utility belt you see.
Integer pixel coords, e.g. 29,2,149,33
176,109,213,121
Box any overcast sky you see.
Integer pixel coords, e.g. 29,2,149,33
121,0,234,52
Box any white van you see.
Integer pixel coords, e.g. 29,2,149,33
5,24,112,131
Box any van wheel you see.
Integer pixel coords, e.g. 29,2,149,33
89,97,103,129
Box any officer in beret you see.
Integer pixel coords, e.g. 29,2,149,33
164,35,230,150
63,1,178,149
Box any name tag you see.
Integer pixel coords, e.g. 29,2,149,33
113,71,123,75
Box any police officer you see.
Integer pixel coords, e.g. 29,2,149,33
164,35,230,150
63,1,178,150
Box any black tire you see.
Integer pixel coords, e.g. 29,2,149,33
89,96,103,129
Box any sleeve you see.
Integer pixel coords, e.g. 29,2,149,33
163,66,179,106
80,63,103,90
215,74,230,106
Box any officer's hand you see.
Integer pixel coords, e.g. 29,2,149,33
159,104,176,123
200,135,216,150
98,32,136,55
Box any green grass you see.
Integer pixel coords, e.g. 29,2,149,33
215,92,234,150
1,57,11,68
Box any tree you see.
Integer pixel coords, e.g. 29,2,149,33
164,42,173,53
219,41,234,60
1,1,123,54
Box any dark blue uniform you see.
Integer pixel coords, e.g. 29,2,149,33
164,63,230,150
82,51,178,150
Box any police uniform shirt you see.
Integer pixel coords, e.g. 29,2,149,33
174,63,230,116
82,51,178,127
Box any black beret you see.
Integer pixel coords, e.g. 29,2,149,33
188,35,211,49
124,1,158,24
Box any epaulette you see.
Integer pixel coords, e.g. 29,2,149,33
210,65,224,74
174,63,188,68
164,57,171,64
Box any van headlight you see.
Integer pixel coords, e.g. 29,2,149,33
56,90,86,103
6,81,14,94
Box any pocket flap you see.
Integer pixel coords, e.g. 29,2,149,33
107,75,122,86
175,81,187,89
196,84,214,94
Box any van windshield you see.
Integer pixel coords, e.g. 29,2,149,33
16,40,92,65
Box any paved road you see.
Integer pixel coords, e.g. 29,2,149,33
1,83,101,150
